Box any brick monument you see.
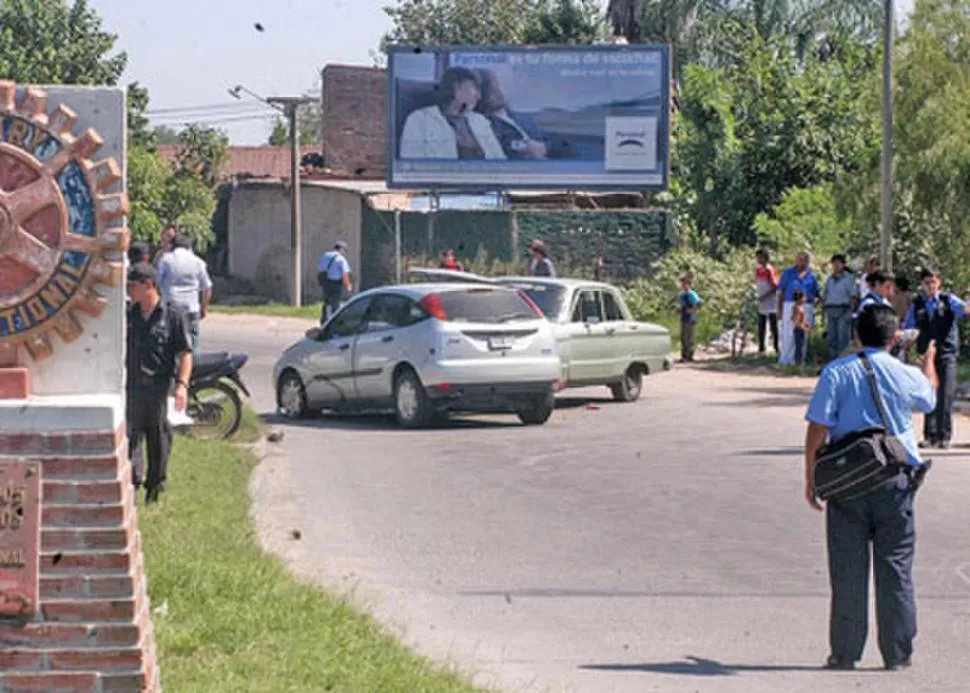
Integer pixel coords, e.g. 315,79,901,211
0,82,159,691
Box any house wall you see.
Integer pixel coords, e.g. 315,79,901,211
227,183,363,303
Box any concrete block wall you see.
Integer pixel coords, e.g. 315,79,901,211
0,424,158,692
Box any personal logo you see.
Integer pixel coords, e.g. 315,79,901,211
0,81,128,363
604,116,658,172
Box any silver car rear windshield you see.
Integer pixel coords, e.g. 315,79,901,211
438,289,537,324
498,283,566,320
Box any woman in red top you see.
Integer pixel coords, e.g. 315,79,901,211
438,249,464,272
755,249,780,354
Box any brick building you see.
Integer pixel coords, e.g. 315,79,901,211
321,64,387,179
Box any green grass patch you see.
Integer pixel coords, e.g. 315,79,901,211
141,436,482,693
210,302,321,321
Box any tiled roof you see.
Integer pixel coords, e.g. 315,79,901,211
157,144,323,180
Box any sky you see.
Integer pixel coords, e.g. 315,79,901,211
91,0,394,145
90,0,915,146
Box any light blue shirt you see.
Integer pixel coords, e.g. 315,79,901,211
806,348,936,466
823,273,856,307
156,247,213,315
903,293,967,329
778,266,820,303
317,250,351,280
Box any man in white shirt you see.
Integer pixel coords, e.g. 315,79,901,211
156,232,213,351
317,241,353,324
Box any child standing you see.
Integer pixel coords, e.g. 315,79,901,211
678,276,702,362
791,289,812,366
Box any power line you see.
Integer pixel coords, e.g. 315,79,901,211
146,102,280,116
150,113,280,127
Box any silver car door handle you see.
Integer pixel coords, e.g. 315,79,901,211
339,343,350,351
381,335,394,343
605,328,616,335
629,325,639,331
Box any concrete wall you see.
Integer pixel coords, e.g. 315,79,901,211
12,86,126,398
321,65,387,179
227,182,363,303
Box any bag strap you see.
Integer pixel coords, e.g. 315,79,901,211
859,352,892,430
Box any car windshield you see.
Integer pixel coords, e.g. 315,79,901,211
498,282,567,320
437,288,538,324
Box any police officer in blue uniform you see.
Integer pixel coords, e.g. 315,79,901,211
805,304,937,671
903,268,967,449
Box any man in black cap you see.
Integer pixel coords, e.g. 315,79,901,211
126,263,193,503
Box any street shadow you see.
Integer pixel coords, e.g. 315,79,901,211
737,447,803,457
733,386,814,398
555,395,616,410
580,656,847,676
704,396,809,409
259,411,518,432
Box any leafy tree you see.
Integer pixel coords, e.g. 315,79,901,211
523,0,606,44
153,125,182,145
383,0,604,47
754,186,853,262
127,81,156,149
171,124,229,190
674,33,879,251
268,118,288,146
0,0,126,85
885,0,970,288
126,144,168,244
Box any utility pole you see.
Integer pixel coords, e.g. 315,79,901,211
267,95,314,306
880,0,895,272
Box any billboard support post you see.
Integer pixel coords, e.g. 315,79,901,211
394,209,403,283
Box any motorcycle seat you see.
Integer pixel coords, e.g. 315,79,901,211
192,352,231,380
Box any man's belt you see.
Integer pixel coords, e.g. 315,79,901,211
825,304,850,309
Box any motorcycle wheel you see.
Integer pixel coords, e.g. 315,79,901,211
184,381,243,440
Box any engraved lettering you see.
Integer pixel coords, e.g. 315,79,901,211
54,272,79,294
39,283,67,312
60,261,84,279
26,298,46,323
0,549,25,566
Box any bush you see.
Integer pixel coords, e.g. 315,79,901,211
623,247,755,341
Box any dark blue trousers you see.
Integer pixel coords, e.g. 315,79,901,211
924,354,957,444
826,473,916,666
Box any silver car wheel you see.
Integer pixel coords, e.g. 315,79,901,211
396,378,420,422
279,378,305,417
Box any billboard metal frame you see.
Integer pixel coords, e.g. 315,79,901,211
385,43,671,192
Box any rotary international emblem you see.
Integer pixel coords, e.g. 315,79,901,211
0,81,128,363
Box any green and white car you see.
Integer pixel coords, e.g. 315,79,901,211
408,269,672,402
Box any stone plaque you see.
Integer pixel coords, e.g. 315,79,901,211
0,461,40,618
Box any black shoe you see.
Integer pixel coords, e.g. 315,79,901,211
918,440,935,449
145,483,165,504
885,659,912,671
939,440,951,450
824,655,855,671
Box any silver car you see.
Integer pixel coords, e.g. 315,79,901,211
407,269,672,402
273,284,561,427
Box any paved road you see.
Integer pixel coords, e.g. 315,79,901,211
203,313,970,693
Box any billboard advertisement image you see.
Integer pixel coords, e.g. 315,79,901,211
387,44,671,190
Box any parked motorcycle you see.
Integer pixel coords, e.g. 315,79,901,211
182,352,251,440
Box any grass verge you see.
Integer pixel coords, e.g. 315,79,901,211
140,435,482,693
210,302,321,321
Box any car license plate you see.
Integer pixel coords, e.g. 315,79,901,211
488,336,513,350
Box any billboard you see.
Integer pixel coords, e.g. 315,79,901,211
386,44,671,191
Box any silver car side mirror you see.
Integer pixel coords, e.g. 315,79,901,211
305,327,322,340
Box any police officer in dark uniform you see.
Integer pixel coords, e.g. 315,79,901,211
126,263,193,503
903,268,967,449
805,304,937,671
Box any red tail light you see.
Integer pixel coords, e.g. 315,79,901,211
419,293,448,320
518,290,543,318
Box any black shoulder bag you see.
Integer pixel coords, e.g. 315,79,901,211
812,352,910,503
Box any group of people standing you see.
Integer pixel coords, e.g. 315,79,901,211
756,249,967,449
